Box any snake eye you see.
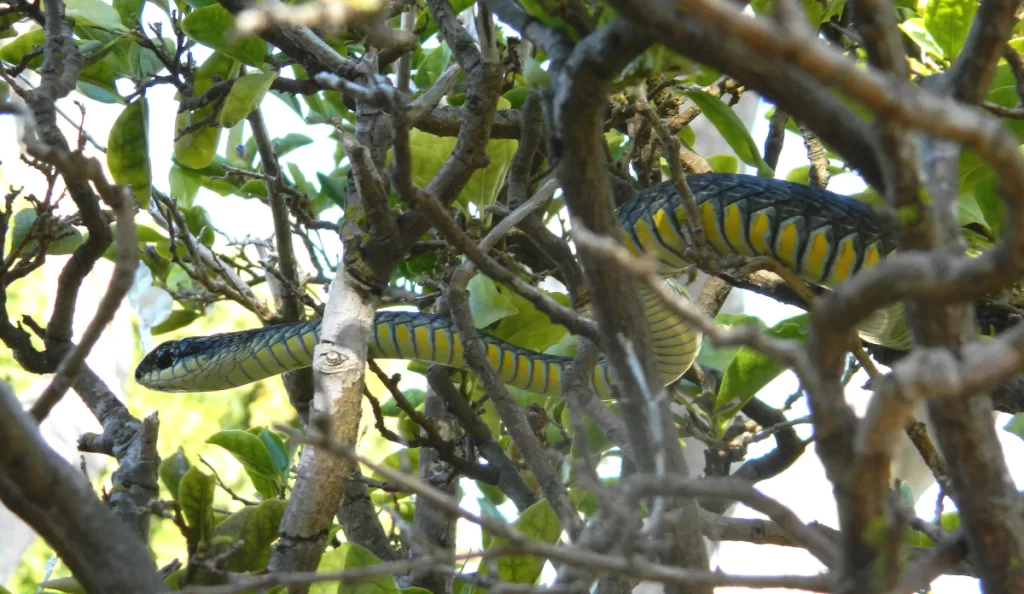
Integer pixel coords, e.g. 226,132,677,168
152,345,177,370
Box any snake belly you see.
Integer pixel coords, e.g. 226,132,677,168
135,174,906,394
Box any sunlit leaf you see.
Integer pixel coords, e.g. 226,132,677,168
714,314,809,433
458,136,518,220
112,0,145,26
181,4,266,66
312,543,400,594
379,387,426,417
218,71,277,127
206,499,287,571
158,448,191,501
168,164,202,207
107,97,152,207
36,577,85,593
696,313,765,371
502,86,530,109
47,225,85,255
370,449,419,484
178,465,216,544
899,18,945,61
492,287,571,352
706,154,739,174
683,89,773,176
174,52,239,169
64,0,129,31
151,309,203,335
923,0,977,59
207,429,282,498
467,274,519,328
256,427,291,474
483,499,561,585
0,28,46,70
412,43,451,90
403,129,518,217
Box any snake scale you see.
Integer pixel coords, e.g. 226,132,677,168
135,173,908,394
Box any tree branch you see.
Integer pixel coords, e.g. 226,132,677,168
0,380,166,593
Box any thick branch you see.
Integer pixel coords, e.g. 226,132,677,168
0,381,165,593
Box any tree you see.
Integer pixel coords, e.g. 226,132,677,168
2,0,1024,592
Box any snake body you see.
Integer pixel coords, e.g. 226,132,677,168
135,174,904,394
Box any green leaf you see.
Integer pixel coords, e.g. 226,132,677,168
696,313,765,371
9,209,37,254
405,128,455,186
0,14,22,40
380,388,426,417
1004,414,1024,442
8,209,85,256
467,274,519,328
714,314,809,432
131,38,172,79
257,427,291,474
958,190,992,236
48,225,85,255
402,129,518,218
923,0,977,59
706,154,739,174
219,71,277,127
485,499,561,584
152,309,203,335
181,4,266,66
677,125,695,148
182,205,215,247
168,164,202,207
412,43,451,90
113,0,145,26
477,481,509,506
174,52,239,169
64,0,129,31
899,18,945,61
316,172,348,210
107,97,151,207
178,465,216,544
274,132,314,157
370,449,419,484
36,577,85,593
683,89,774,176
0,28,45,70
502,86,530,109
523,57,551,87
271,89,304,118
457,137,518,219
312,543,400,594
206,499,287,571
206,429,282,498
971,175,1003,239
492,288,571,352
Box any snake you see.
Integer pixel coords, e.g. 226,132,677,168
135,173,907,394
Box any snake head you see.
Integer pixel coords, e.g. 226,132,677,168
135,339,205,392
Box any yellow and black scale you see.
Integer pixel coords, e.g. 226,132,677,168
136,173,908,395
